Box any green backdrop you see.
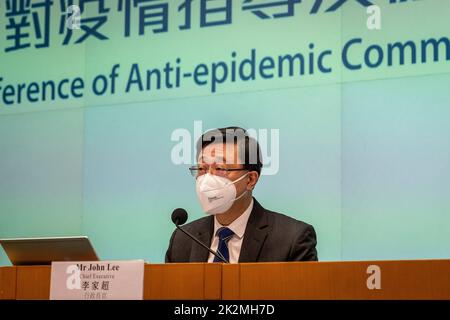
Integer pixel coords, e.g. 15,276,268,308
1,0,449,265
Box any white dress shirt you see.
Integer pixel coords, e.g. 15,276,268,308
208,199,254,263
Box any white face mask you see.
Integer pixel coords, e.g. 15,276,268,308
196,173,248,215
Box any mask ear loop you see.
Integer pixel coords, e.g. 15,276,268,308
230,172,250,202
229,171,249,185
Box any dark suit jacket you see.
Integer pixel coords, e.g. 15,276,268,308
165,198,318,262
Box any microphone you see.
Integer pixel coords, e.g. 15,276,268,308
171,208,228,263
171,208,188,226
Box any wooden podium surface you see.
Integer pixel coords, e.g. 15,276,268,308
1,260,449,300
222,260,450,300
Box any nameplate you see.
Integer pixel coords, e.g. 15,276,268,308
50,260,145,300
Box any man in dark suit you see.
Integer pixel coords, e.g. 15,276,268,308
165,127,318,263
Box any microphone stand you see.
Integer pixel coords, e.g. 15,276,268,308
175,221,229,263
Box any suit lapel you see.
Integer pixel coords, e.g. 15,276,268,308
189,216,214,262
238,198,270,263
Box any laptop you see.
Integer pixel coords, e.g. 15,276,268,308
0,236,99,265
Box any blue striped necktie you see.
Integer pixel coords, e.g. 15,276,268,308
213,227,235,263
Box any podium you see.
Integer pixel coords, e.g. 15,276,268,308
222,260,450,299
0,266,16,300
0,263,221,300
1,260,450,300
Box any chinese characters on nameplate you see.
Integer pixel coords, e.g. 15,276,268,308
50,260,145,300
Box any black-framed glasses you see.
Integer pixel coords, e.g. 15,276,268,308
189,165,248,178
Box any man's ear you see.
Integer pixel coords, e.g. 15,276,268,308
247,171,259,191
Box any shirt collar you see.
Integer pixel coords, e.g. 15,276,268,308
213,198,254,239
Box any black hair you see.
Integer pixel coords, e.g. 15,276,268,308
196,126,263,176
